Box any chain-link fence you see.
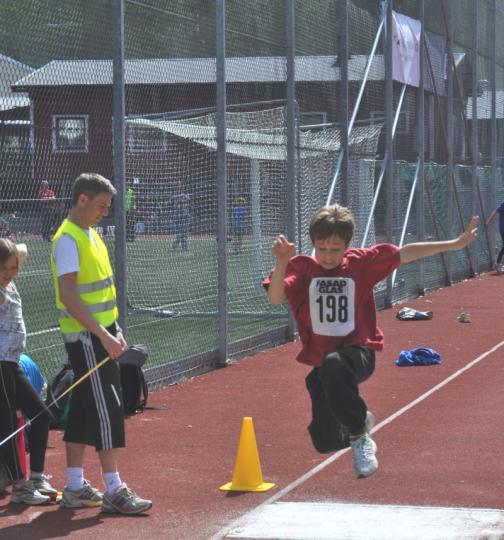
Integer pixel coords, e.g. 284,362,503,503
0,0,502,388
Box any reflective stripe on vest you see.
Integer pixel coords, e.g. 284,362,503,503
59,299,117,319
76,276,114,295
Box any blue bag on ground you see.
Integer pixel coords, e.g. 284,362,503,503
396,347,442,367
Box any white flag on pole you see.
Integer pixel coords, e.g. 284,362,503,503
391,11,421,87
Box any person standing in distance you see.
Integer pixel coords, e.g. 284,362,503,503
51,173,152,514
486,201,504,272
38,181,56,241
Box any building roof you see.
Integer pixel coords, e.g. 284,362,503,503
0,96,30,111
0,54,33,111
12,56,385,90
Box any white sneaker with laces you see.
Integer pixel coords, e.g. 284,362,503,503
350,433,378,478
11,480,51,505
30,474,59,500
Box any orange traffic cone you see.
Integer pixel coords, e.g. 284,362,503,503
220,417,275,492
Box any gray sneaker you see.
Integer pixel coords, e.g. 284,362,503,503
30,474,59,501
350,433,378,478
61,480,103,508
102,483,152,515
11,480,51,505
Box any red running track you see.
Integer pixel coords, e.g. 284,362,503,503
1,271,503,539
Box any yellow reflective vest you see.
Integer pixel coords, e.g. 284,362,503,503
51,219,118,340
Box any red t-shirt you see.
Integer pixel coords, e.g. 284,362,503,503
39,188,56,200
263,244,401,367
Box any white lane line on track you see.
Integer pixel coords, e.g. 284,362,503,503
210,339,504,540
224,502,504,540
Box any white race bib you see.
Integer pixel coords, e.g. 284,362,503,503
309,277,355,336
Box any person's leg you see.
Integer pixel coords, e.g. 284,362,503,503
61,335,116,508
0,362,24,483
318,346,375,436
7,364,56,504
305,367,349,453
181,225,189,251
14,364,50,475
497,232,504,264
318,346,377,478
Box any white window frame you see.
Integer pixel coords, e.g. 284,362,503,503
370,110,411,136
126,125,168,153
300,111,328,129
52,115,89,153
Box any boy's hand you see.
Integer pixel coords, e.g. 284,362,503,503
272,234,295,263
457,216,478,248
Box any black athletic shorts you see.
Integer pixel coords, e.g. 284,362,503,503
63,325,125,451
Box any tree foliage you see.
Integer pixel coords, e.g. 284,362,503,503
0,0,491,69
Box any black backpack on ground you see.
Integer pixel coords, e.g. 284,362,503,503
45,362,74,429
46,344,149,428
117,344,149,415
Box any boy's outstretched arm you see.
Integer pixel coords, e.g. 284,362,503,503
267,234,296,304
400,216,478,264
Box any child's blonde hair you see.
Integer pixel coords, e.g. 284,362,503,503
309,204,355,246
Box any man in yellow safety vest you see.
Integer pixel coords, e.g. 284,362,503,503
51,173,151,515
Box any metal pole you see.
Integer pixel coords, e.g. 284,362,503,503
340,0,349,206
112,0,127,335
446,0,454,284
286,0,296,339
325,5,386,205
361,83,406,248
490,0,497,266
418,0,426,293
471,0,479,275
385,0,393,306
423,30,476,276
216,0,228,365
391,158,421,287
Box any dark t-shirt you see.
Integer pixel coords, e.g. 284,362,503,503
263,244,401,367
496,202,504,233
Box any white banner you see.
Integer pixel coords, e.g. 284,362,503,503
392,11,421,87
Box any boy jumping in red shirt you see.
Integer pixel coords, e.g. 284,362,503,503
264,204,478,478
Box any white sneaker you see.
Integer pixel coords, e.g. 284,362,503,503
350,433,378,478
11,480,51,505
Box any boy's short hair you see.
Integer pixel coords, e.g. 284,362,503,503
0,238,18,264
71,173,117,206
309,204,355,246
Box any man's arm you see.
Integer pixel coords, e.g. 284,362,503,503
58,272,125,359
400,216,478,264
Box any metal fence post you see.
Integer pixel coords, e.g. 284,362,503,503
112,0,127,335
446,0,454,283
471,0,479,274
490,0,497,262
216,0,228,365
385,0,394,306
286,0,296,339
418,0,426,294
340,0,349,206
